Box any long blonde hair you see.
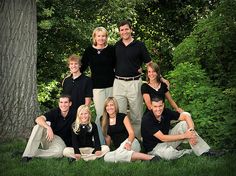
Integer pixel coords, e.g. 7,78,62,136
72,105,92,134
101,97,119,137
92,27,108,46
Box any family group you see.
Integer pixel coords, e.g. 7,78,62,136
21,20,216,163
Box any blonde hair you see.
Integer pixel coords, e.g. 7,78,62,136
67,54,81,66
92,27,108,46
72,105,92,134
101,97,119,136
146,62,161,83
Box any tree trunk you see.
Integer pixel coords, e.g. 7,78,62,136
0,0,40,140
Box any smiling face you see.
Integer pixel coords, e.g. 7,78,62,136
76,105,91,124
151,100,165,118
105,100,117,117
94,31,107,46
147,66,158,82
79,109,90,124
119,24,132,41
58,97,72,113
69,60,80,74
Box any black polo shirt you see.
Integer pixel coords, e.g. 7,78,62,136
44,108,77,147
141,108,179,152
62,74,93,109
115,40,151,77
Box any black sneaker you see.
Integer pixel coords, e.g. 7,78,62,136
150,155,161,162
21,157,32,163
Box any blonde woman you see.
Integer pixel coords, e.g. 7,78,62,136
81,27,116,145
141,62,184,114
63,105,109,161
101,97,160,162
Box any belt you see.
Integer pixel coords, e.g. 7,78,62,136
115,75,141,81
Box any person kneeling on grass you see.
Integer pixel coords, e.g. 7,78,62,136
63,105,110,161
101,97,160,163
141,96,221,160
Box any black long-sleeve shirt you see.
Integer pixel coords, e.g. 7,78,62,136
72,122,101,154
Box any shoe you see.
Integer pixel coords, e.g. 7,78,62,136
150,155,161,162
21,157,32,163
202,150,224,157
68,158,76,164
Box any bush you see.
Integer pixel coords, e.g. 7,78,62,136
166,62,236,149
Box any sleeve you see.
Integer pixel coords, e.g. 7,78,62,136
92,123,101,152
43,108,57,123
141,83,148,95
80,47,90,73
140,42,151,64
162,82,168,93
71,130,81,154
165,108,180,121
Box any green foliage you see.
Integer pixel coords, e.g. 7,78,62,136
1,139,236,176
135,0,218,73
173,0,236,87
166,62,236,148
37,80,62,112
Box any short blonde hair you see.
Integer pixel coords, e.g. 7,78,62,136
92,27,108,46
67,54,81,66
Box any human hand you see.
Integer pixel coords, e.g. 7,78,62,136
124,142,131,151
189,137,198,146
46,127,54,141
74,154,81,160
185,130,196,139
95,151,102,156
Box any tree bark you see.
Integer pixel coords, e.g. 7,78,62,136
0,0,40,140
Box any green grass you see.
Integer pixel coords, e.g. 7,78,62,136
0,139,235,176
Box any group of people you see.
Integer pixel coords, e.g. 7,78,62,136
21,20,216,163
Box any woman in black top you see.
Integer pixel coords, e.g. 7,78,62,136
141,62,184,114
81,27,116,145
101,97,159,162
63,105,109,161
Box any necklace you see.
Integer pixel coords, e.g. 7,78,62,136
149,82,161,91
97,49,103,54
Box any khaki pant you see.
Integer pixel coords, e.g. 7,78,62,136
104,138,141,163
93,87,113,145
113,78,143,139
63,145,110,161
22,124,66,158
148,121,210,160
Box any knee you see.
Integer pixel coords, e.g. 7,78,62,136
104,152,115,162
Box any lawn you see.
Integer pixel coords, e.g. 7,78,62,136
0,139,235,176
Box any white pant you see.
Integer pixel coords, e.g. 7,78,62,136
113,78,143,139
104,138,141,162
93,87,113,145
148,121,210,160
22,124,66,158
63,145,110,161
